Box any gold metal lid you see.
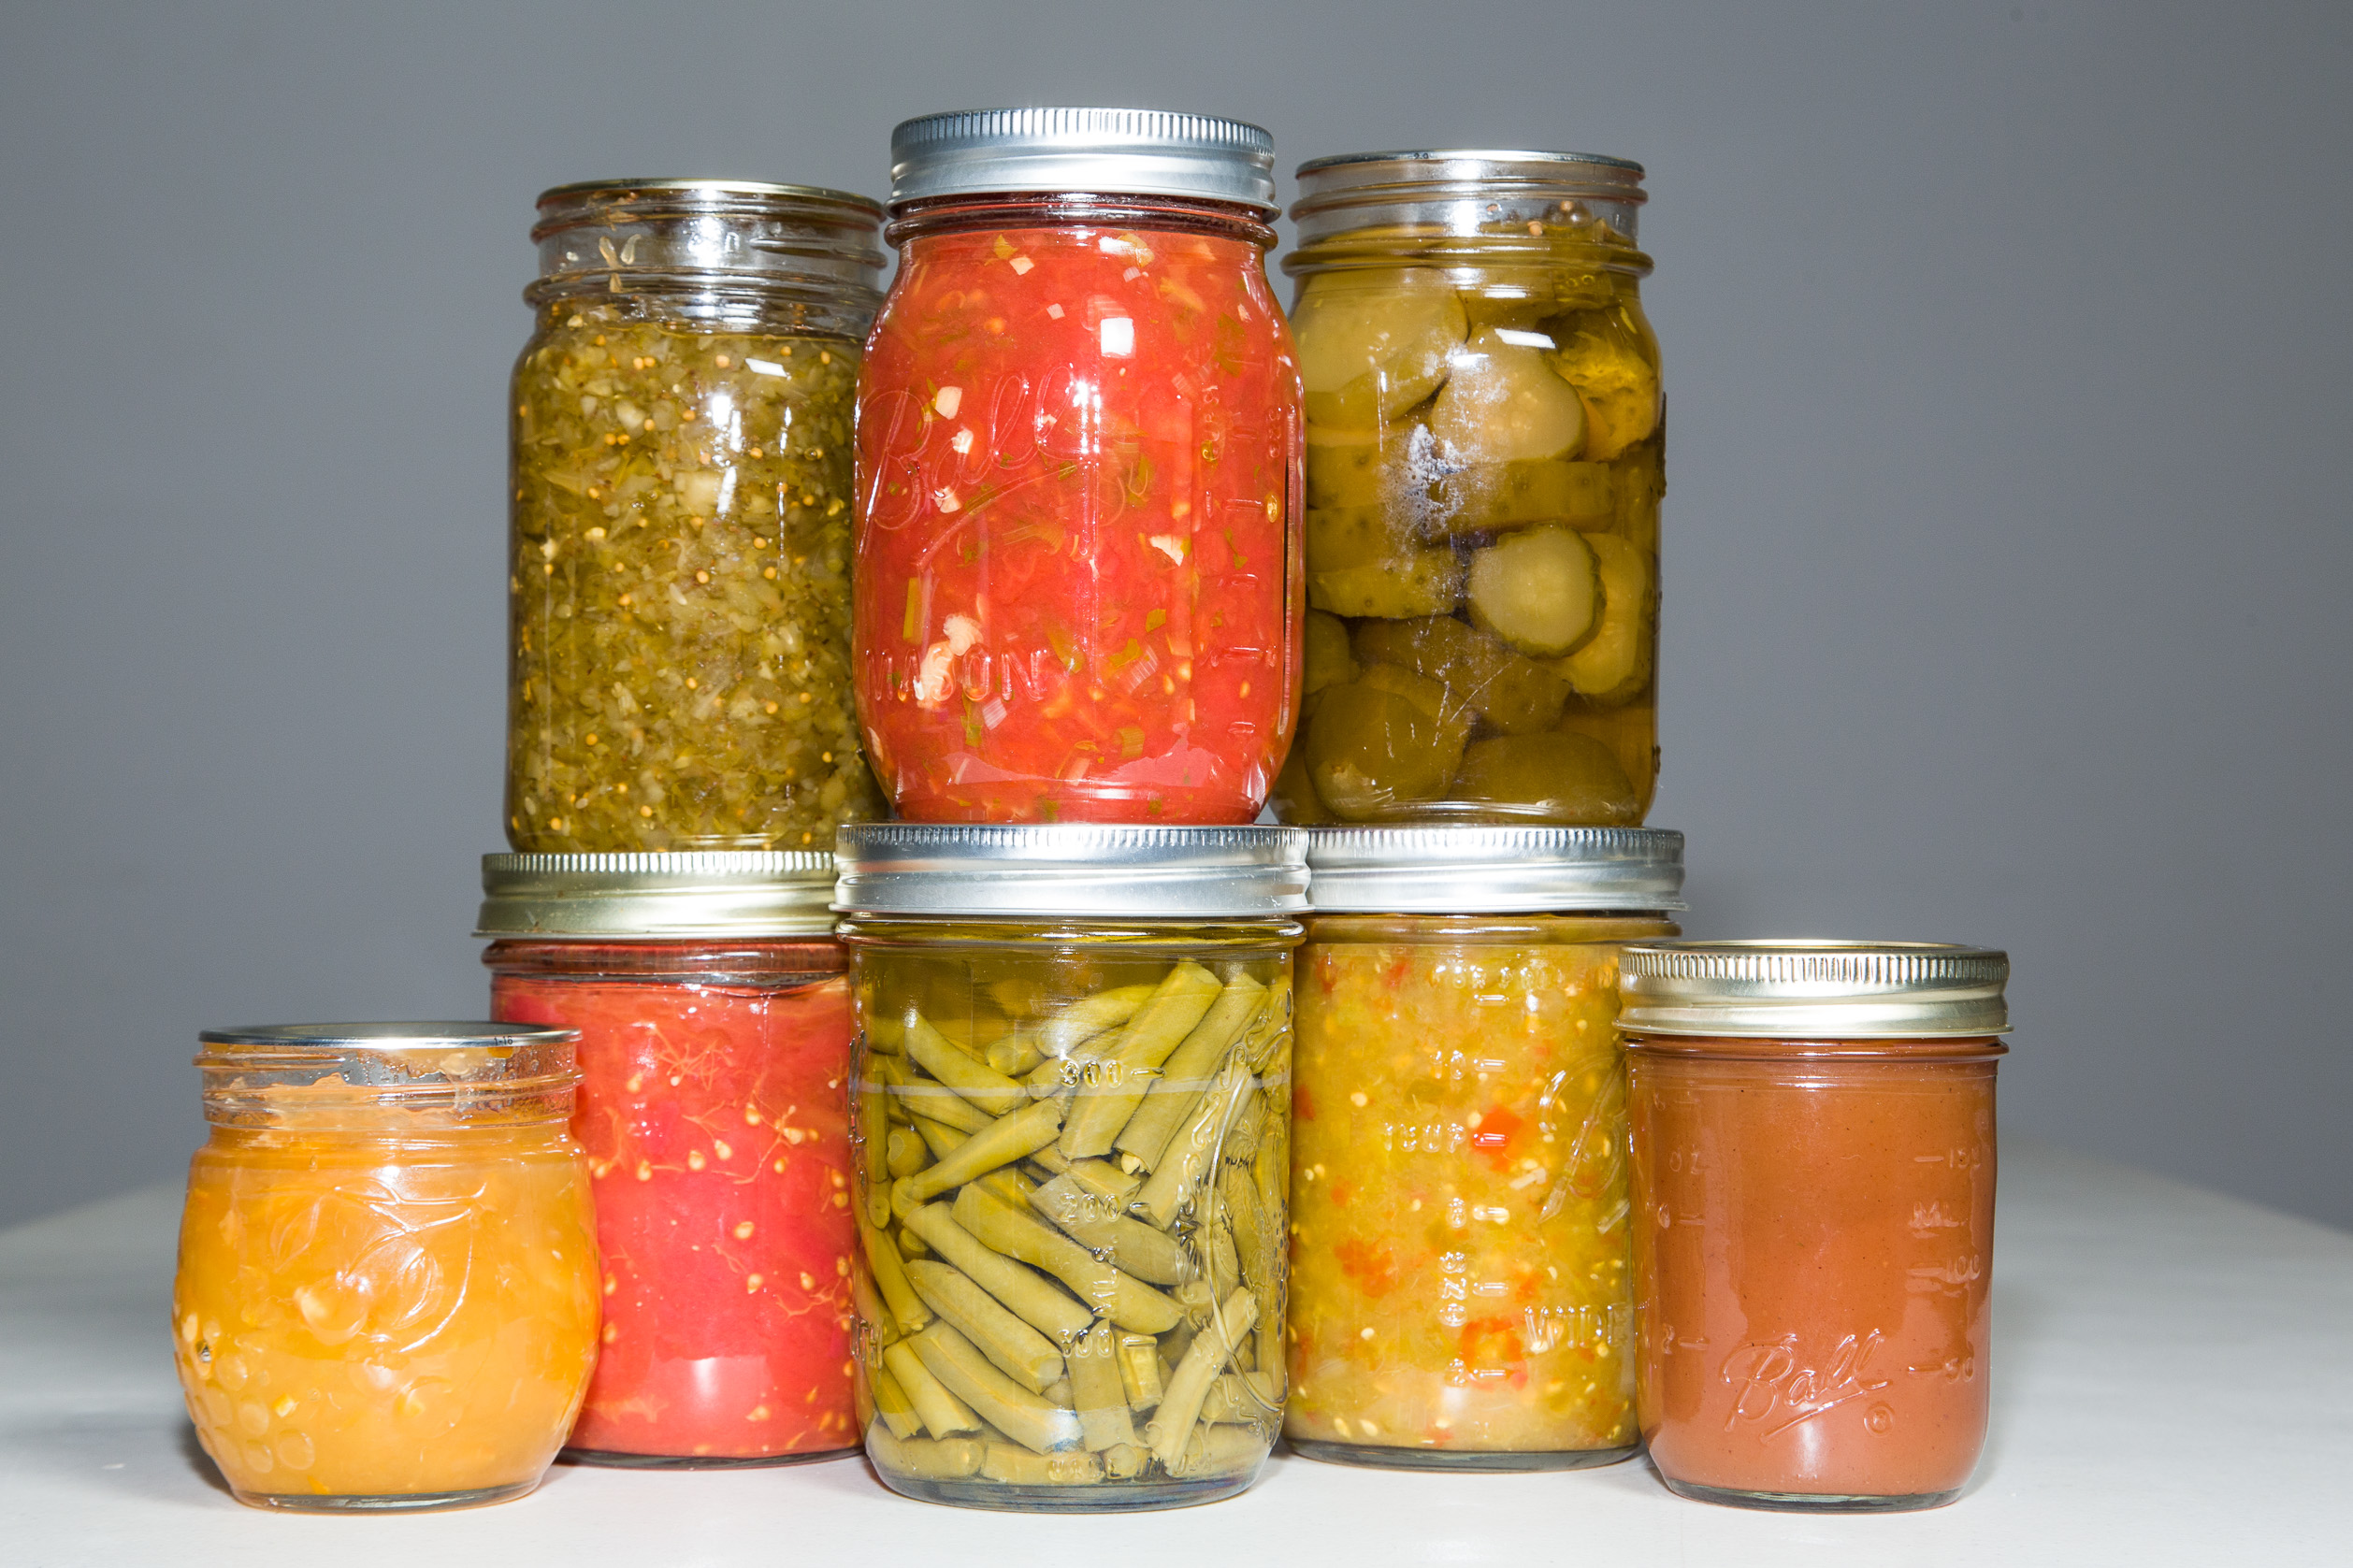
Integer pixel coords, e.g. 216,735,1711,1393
477,852,838,939
1616,940,2010,1039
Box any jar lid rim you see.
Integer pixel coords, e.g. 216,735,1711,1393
1296,148,1646,179
1617,940,2011,1037
1304,826,1684,913
197,1021,581,1051
889,107,1278,213
535,178,885,214
834,824,1308,917
478,851,838,939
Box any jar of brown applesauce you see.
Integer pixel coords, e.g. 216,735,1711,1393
1620,942,2011,1512
1274,151,1662,827
1285,827,1682,1470
508,180,888,853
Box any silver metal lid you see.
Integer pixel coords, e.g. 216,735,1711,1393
1304,827,1683,913
1616,942,2011,1039
1290,148,1649,251
478,852,838,939
198,1022,579,1052
889,108,1278,213
834,825,1308,918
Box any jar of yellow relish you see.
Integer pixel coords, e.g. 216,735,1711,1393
1285,827,1682,1469
171,1023,600,1512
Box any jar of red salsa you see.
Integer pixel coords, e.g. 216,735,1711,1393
855,108,1304,823
480,852,859,1467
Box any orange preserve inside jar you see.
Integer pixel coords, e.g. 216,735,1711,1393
1621,942,2010,1512
171,1023,599,1513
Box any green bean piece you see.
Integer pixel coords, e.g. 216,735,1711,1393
1064,1158,1142,1207
859,1212,931,1335
954,1185,1183,1334
1222,1165,1265,1283
1146,1286,1259,1471
1057,961,1224,1159
872,1057,913,1125
1172,1423,1264,1478
886,1125,930,1180
868,1422,986,1478
864,1008,905,1055
1068,1321,1139,1451
906,1259,1069,1394
1037,982,1160,1062
1197,1369,1280,1425
1135,1061,1254,1228
852,1266,898,1348
873,1363,924,1440
910,1115,967,1164
1224,1088,1267,1165
1118,1332,1163,1411
1115,978,1269,1171
902,1201,1096,1341
1102,1442,1147,1479
981,1443,1104,1486
910,1322,1085,1455
893,1098,1065,1208
858,1071,891,1226
904,1009,1031,1117
985,1030,1044,1078
1205,1216,1240,1302
897,1070,994,1135
897,1225,930,1259
1043,1376,1073,1406
1029,1173,1191,1287
882,1340,982,1440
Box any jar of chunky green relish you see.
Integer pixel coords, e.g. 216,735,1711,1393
508,180,887,853
833,823,1306,1511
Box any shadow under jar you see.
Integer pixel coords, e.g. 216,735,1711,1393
1620,942,2011,1512
508,180,888,853
1285,827,1682,1470
171,1024,599,1513
853,108,1304,825
1275,151,1662,827
480,851,859,1467
835,823,1306,1510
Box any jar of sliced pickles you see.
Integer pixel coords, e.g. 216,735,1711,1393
479,852,859,1468
172,1023,599,1512
834,823,1306,1510
509,180,888,853
1274,151,1662,827
1285,827,1682,1469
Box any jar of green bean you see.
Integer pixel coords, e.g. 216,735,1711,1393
833,824,1306,1512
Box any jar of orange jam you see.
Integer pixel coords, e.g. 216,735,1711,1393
171,1023,601,1512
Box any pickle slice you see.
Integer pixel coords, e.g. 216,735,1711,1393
1447,731,1638,825
1304,669,1471,820
1555,701,1657,817
1306,506,1417,571
1425,460,1612,539
1304,423,1423,512
1270,738,1335,825
1549,306,1661,463
1612,449,1663,555
1428,328,1587,466
1351,616,1568,736
1465,526,1598,657
1303,610,1360,698
1292,270,1469,431
1309,551,1465,620
1557,535,1653,704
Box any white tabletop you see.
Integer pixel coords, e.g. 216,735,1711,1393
2,1138,2346,1567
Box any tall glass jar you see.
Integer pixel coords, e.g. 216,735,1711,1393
1621,942,2010,1512
834,824,1306,1510
1274,151,1662,827
509,180,888,853
171,1023,599,1512
854,108,1303,825
479,851,859,1467
1284,827,1682,1469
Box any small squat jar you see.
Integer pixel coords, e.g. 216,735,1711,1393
480,852,860,1466
854,109,1304,824
1275,151,1663,827
1285,827,1682,1469
172,1023,599,1512
509,180,888,853
835,824,1306,1510
1620,942,2011,1511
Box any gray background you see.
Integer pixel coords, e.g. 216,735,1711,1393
2,1,2346,1232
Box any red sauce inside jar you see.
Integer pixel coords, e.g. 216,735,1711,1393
489,940,858,1463
1627,1035,2001,1505
854,209,1302,823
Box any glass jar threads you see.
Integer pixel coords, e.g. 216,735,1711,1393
1274,151,1662,827
479,852,859,1467
853,108,1304,825
1284,827,1682,1469
171,1023,599,1512
1620,942,2011,1511
509,180,888,854
834,823,1306,1510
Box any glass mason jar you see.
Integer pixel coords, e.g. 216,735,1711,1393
834,823,1306,1510
508,179,888,853
1620,942,2011,1511
479,851,859,1467
171,1023,599,1512
1274,151,1662,827
854,108,1304,825
1284,827,1682,1469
